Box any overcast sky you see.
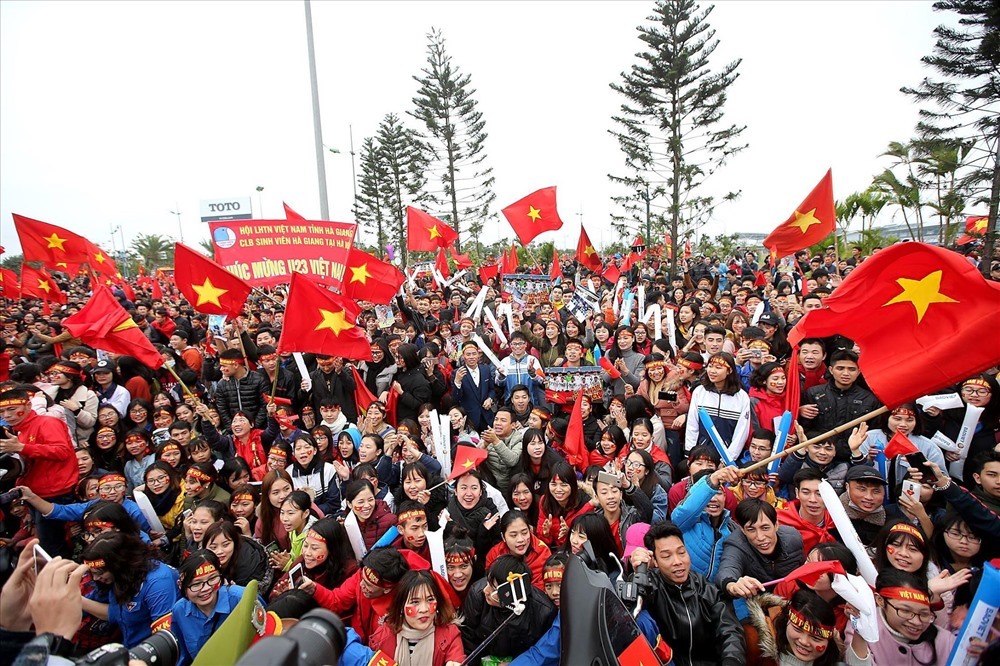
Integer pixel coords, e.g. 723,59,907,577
0,1,948,258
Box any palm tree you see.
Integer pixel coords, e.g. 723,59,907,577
131,234,173,270
198,238,216,257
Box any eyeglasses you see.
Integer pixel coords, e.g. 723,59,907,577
146,475,169,486
101,484,126,493
944,529,981,544
961,387,991,397
884,600,934,623
82,530,108,542
624,460,645,470
742,479,767,488
187,575,222,593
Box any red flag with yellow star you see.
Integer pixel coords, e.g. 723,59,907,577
342,248,404,305
966,215,988,235
550,248,563,282
435,247,451,279
617,633,663,666
83,240,119,278
448,444,489,480
764,170,836,259
174,243,252,318
577,226,602,271
20,264,66,304
788,242,1000,406
62,286,164,368
277,272,371,361
0,268,20,299
406,207,458,252
501,186,564,245
12,214,93,267
448,246,473,270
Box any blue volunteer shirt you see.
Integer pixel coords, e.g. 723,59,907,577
108,560,179,648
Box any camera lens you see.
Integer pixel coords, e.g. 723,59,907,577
129,629,178,665
283,610,346,664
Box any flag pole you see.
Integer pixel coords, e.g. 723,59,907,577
163,362,200,405
738,406,888,475
518,241,545,275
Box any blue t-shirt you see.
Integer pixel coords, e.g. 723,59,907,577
170,584,248,666
108,561,179,648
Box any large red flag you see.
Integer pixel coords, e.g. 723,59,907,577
448,246,473,270
342,248,405,305
406,207,458,252
788,243,1000,407
277,273,371,361
349,366,378,417
12,214,91,267
0,268,20,299
563,390,589,474
550,248,563,282
577,226,602,271
479,263,500,284
83,240,119,278
764,170,836,259
20,264,66,304
501,187,564,245
501,245,519,274
435,247,451,279
62,286,163,368
174,243,252,318
448,445,489,480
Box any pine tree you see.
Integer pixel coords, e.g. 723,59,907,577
901,0,999,275
353,137,391,258
609,0,746,274
410,27,496,253
377,113,430,267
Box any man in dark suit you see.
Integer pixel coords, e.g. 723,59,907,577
452,340,497,432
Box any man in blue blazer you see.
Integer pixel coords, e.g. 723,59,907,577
452,340,497,432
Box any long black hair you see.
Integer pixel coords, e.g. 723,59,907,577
773,590,840,666
81,531,155,602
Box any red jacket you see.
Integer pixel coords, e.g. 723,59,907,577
12,410,78,497
313,550,429,642
535,496,591,549
368,623,465,666
749,387,785,433
358,500,397,550
776,500,836,553
485,535,552,591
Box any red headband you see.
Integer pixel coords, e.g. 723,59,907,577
708,356,731,370
677,358,703,371
644,360,667,370
195,562,218,578
258,353,278,363
51,363,81,376
445,551,475,567
361,566,397,590
397,509,426,525
125,434,147,445
0,396,29,407
85,520,114,531
788,607,834,640
231,491,254,503
98,474,126,487
531,408,551,421
889,523,924,543
304,530,325,545
187,468,213,483
543,568,564,583
880,586,930,606
84,558,107,571
892,406,916,418
963,378,991,389
219,357,245,367
160,442,180,455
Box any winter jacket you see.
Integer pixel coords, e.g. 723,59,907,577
446,493,502,558
845,603,953,666
290,461,342,517
485,429,524,495
638,380,691,430
670,475,735,579
638,569,745,666
393,366,433,424
253,366,300,413
715,526,805,596
775,501,836,554
923,403,999,484
369,623,466,666
10,410,79,498
777,452,852,495
213,371,270,431
309,366,358,423
201,420,267,470
684,386,752,457
801,380,881,460
749,387,785,435
43,384,99,445
602,348,645,394
485,534,552,591
667,475,739,517
227,536,273,591
460,578,557,665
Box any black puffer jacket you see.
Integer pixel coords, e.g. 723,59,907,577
714,525,804,595
460,578,557,665
801,380,881,460
446,493,501,558
309,366,357,423
639,569,745,666
394,366,432,423
230,536,273,592
213,371,270,430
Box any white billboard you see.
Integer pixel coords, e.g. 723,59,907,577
200,197,253,223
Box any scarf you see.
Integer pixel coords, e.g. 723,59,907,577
395,623,436,666
149,485,181,517
839,492,886,527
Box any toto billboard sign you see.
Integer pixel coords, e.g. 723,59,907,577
200,197,253,223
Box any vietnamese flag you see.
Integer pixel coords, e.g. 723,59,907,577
284,202,306,221
151,279,164,301
550,248,563,282
0,268,20,299
21,264,66,304
62,286,163,368
407,207,458,252
577,226,602,271
342,248,405,305
479,263,500,284
448,246,473,271
501,187,564,245
277,273,371,361
966,215,988,235
349,365,379,417
602,262,621,285
174,243,252,318
884,431,920,458
563,389,590,474
617,633,661,666
448,444,489,480
766,560,846,587
788,242,1000,407
501,245,519,274
764,170,836,259
12,214,92,267
83,240,118,278
435,247,451,279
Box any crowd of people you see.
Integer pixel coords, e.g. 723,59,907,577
0,242,998,666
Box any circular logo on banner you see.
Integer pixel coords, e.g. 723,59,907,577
213,227,236,249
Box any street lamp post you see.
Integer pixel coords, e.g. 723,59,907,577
256,186,265,218
169,206,184,243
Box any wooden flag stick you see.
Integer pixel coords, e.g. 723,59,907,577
163,361,199,404
738,406,889,475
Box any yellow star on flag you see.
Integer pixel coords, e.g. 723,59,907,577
527,206,542,222
44,233,67,251
93,252,106,264
316,308,352,335
192,277,229,308
790,208,822,233
883,269,958,323
461,458,474,469
973,218,987,232
37,279,51,293
583,245,596,256
428,225,442,240
350,263,372,285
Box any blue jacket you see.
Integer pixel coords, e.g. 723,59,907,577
108,561,179,648
452,363,497,432
670,475,733,580
170,584,250,666
47,498,153,536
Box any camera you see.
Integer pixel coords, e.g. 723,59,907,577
75,630,178,665
0,487,23,505
235,608,345,666
616,562,653,605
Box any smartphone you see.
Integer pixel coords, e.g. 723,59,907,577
181,509,193,522
496,573,528,612
288,563,304,589
750,348,763,359
597,471,623,489
264,541,280,555
33,543,52,577
901,480,921,502
905,452,938,484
